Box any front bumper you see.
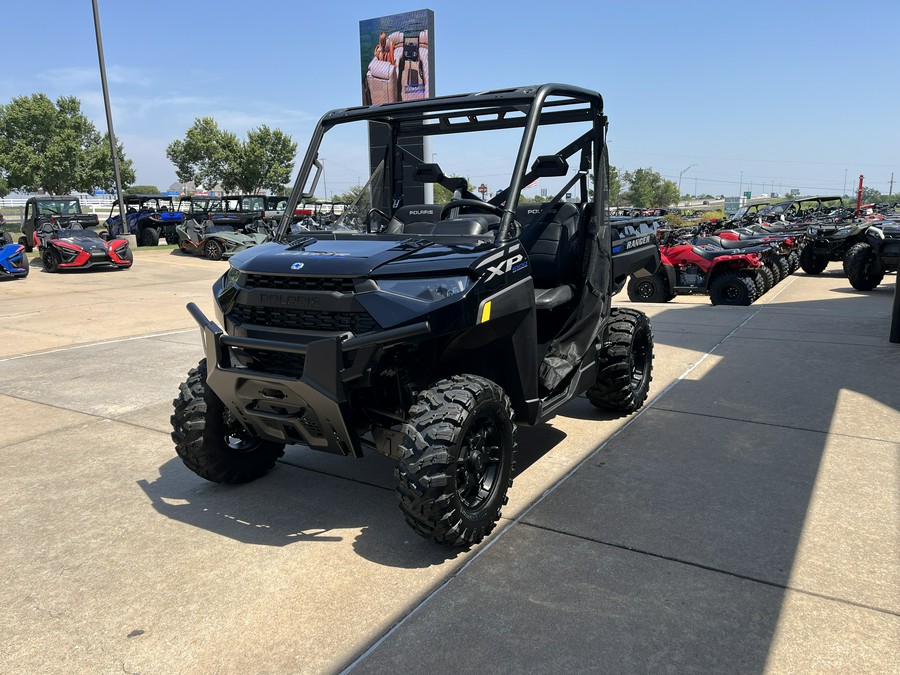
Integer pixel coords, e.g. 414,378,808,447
188,303,430,457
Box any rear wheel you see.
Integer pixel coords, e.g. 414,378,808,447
787,250,800,274
42,248,61,273
710,270,756,306
845,242,884,291
799,244,828,274
140,227,160,247
587,307,654,413
750,270,766,297
758,265,775,293
171,360,285,483
774,255,791,280
626,271,672,303
0,231,11,245
765,258,783,284
396,375,515,547
203,239,224,261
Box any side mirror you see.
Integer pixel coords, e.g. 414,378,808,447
530,154,568,178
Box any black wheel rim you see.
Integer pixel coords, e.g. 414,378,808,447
723,282,741,301
631,326,650,390
636,280,656,299
456,414,503,512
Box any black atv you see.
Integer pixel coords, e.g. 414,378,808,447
800,217,871,275
843,221,900,291
170,84,659,547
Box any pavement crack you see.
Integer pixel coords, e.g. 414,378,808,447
520,521,900,618
648,406,897,445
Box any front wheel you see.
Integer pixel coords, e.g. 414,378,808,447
42,248,61,273
587,307,654,413
845,242,884,291
799,244,828,275
709,270,756,306
171,360,285,483
203,239,224,261
396,375,516,547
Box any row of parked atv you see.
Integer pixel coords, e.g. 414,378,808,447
623,197,899,305
625,219,800,306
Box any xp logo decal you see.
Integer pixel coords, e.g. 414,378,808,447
485,254,526,280
291,262,304,270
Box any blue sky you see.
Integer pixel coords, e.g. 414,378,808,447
2,1,897,198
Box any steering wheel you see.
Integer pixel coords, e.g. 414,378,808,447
439,199,505,220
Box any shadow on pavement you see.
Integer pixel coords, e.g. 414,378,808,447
138,421,571,568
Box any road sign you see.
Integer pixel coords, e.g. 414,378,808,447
743,191,751,199
478,183,488,196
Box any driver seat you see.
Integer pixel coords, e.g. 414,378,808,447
517,202,582,310
185,220,202,243
384,204,441,234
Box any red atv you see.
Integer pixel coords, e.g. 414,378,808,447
628,228,767,305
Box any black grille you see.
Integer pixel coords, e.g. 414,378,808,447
242,348,306,378
244,274,357,293
229,304,379,334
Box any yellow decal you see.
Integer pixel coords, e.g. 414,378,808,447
480,301,492,324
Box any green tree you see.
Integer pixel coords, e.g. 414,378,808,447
0,175,8,198
623,167,679,208
609,164,622,206
167,119,297,194
0,93,133,194
860,186,883,202
222,125,297,194
166,117,229,190
125,185,161,195
80,132,135,193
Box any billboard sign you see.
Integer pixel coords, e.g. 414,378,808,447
360,10,436,207
360,10,435,105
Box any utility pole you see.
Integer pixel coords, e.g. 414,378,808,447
738,171,743,199
889,172,894,196
843,169,848,196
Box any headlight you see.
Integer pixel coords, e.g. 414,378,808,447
834,226,852,236
807,226,819,236
222,265,241,291
377,276,471,302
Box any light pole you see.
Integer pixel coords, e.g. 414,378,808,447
678,164,697,202
91,0,127,238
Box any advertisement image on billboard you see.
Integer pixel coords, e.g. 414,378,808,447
360,9,435,105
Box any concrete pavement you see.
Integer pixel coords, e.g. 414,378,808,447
0,251,897,673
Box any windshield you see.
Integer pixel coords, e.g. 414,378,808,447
37,199,81,215
57,228,100,239
330,162,385,232
241,196,265,211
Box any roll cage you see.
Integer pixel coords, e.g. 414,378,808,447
278,84,609,245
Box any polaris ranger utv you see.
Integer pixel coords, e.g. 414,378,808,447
172,84,658,547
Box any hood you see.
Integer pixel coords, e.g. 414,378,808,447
228,235,489,277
